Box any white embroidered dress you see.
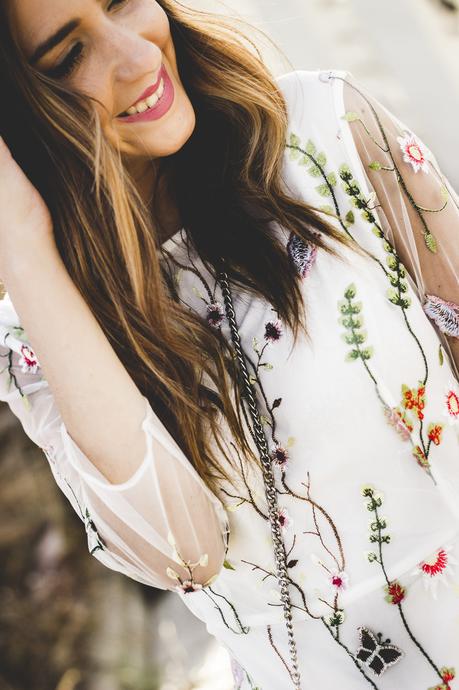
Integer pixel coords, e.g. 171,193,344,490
1,69,459,689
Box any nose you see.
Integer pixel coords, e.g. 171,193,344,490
102,25,162,85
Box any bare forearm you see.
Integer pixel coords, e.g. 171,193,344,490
2,244,148,484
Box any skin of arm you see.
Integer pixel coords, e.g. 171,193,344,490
2,241,150,485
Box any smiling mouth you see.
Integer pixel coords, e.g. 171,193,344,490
117,66,165,118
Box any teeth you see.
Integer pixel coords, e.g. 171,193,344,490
125,78,164,116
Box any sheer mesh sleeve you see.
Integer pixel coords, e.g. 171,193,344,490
0,291,230,592
329,69,459,379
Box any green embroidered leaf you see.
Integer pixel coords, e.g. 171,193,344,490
289,132,301,147
316,151,327,166
371,225,384,238
360,346,374,360
260,362,273,370
223,559,236,570
252,336,259,353
386,255,398,271
439,344,444,365
345,210,355,225
369,160,382,170
289,147,300,161
344,283,357,300
249,375,257,385
299,155,311,167
345,349,360,361
326,171,337,186
305,139,316,155
341,111,360,122
315,183,332,197
338,162,352,180
309,165,322,177
386,288,400,305
319,204,335,215
424,232,438,253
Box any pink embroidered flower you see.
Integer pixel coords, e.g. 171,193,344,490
270,444,289,470
276,506,293,531
286,231,318,279
410,543,459,599
264,320,283,343
206,301,224,328
423,294,459,339
383,406,412,441
444,380,459,426
397,131,430,174
328,569,349,591
18,344,40,374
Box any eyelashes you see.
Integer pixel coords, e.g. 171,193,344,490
44,43,84,80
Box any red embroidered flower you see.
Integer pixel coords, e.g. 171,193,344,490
411,544,459,599
427,423,444,446
384,580,406,604
441,667,456,683
177,579,203,594
402,382,425,420
412,445,430,469
397,131,430,174
328,570,349,591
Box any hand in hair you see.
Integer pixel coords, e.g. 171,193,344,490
0,135,55,276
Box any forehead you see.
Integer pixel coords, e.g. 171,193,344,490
8,0,95,57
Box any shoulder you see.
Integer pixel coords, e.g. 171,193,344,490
275,68,352,124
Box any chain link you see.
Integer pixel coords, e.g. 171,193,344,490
218,268,302,690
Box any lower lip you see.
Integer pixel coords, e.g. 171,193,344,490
117,64,175,124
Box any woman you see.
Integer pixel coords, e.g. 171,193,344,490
1,1,459,687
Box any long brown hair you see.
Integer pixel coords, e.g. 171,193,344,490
0,0,362,493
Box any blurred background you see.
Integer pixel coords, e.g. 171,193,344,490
1,1,458,689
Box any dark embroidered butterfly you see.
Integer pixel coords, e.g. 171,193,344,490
286,231,318,279
355,626,404,676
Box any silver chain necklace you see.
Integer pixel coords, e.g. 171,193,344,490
218,267,302,690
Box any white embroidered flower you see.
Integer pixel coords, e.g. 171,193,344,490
397,131,430,174
328,569,349,591
410,543,459,599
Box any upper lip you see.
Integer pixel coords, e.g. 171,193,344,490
117,65,163,116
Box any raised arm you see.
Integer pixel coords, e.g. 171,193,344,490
335,71,459,377
0,137,229,593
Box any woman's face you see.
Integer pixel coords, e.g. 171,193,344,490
9,0,196,162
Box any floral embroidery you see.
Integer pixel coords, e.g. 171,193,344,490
384,580,406,605
166,531,218,593
18,343,40,373
396,131,430,174
264,320,283,343
423,294,459,339
286,230,318,279
444,380,459,425
428,667,457,690
354,626,404,676
410,544,459,600
276,506,293,531
206,301,225,329
269,444,289,470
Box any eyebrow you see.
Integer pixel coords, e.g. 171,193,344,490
28,19,81,66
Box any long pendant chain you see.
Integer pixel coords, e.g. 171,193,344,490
218,268,302,690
